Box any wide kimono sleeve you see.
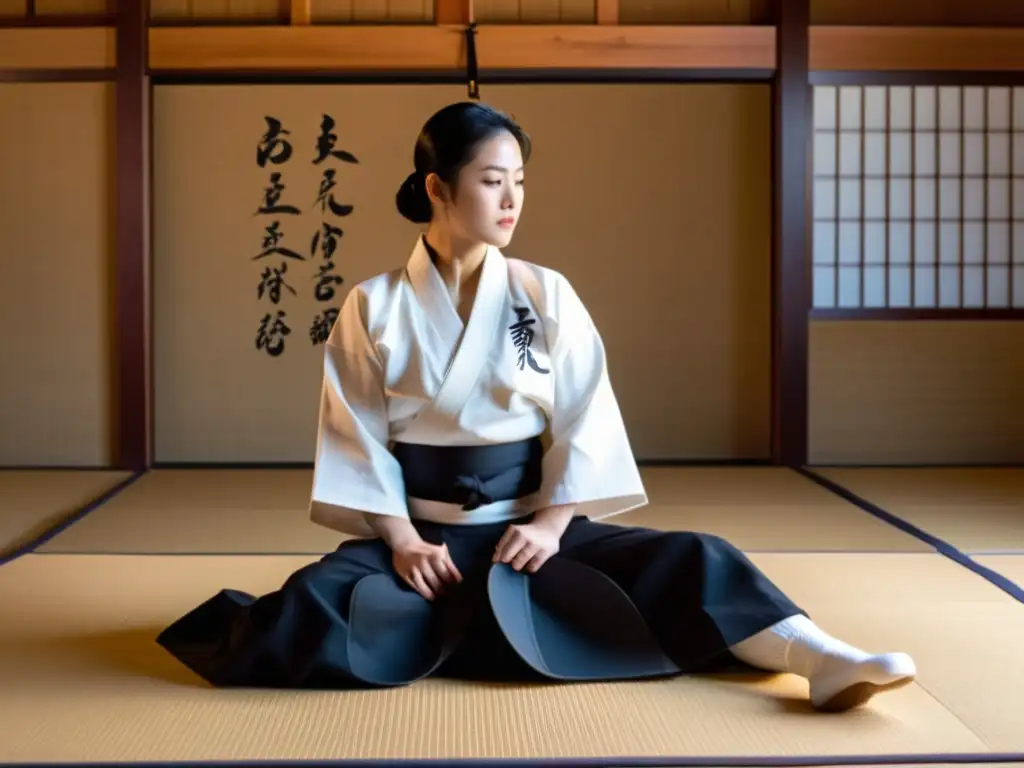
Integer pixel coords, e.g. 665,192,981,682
308,287,409,539
533,273,648,520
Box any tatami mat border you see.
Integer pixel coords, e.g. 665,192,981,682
4,750,1024,767
0,462,788,566
797,468,1024,605
5,463,1024,613
0,470,145,567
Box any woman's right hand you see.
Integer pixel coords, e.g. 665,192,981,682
391,538,463,601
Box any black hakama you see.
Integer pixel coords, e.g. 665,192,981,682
156,516,805,688
157,437,805,687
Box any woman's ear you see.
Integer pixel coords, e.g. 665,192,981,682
425,173,447,208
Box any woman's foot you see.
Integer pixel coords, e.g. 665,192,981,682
808,651,917,712
728,614,917,712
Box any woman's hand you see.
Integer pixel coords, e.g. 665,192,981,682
493,521,562,573
391,538,463,601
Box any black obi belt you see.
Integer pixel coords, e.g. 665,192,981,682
391,437,544,510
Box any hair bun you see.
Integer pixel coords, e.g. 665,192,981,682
396,170,432,224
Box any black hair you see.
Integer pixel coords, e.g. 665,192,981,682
396,101,532,224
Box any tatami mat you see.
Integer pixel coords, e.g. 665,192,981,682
35,468,344,555
32,467,927,555
754,551,1024,753
0,470,133,560
811,468,1024,554
1,550,1018,764
621,467,927,552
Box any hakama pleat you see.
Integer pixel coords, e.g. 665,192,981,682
155,537,465,688
156,517,805,688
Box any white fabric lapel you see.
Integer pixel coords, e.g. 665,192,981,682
408,243,509,423
406,236,464,358
403,241,507,434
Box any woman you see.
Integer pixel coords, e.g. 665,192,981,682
157,102,916,712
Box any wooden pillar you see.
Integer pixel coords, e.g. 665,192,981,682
770,0,810,467
113,0,151,471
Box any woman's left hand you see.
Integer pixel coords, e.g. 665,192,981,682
493,521,561,573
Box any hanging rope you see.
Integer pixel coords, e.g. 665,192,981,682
465,22,480,100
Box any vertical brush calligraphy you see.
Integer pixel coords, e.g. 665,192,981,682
309,114,358,346
254,117,300,357
251,114,359,356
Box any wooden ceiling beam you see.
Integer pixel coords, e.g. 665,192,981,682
810,26,1024,70
147,24,776,72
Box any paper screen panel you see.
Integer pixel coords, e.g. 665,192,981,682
812,85,1024,310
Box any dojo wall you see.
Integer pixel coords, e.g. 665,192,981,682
150,83,774,464
2,78,1023,468
0,83,115,467
808,322,1024,465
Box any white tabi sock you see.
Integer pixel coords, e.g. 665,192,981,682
728,614,917,712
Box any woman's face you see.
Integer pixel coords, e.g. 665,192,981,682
429,131,525,248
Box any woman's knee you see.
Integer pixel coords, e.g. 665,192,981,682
285,539,393,589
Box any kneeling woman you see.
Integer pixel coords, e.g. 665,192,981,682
157,101,916,712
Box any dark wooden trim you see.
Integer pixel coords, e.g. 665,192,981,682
810,309,1024,321
113,0,151,471
810,70,1024,85
0,68,114,81
770,0,810,469
150,68,775,85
